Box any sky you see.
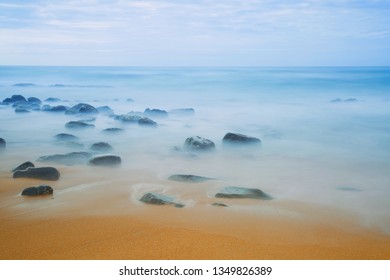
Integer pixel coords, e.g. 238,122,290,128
0,0,389,66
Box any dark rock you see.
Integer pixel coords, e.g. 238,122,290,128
12,161,35,172
65,121,95,129
37,152,92,165
54,133,79,141
222,132,261,146
139,192,184,208
183,136,216,152
90,142,113,152
215,186,272,200
15,108,31,114
0,138,6,149
89,155,121,166
117,114,142,123
13,83,36,87
21,185,53,196
42,105,69,112
211,202,228,207
138,117,157,126
13,167,60,181
27,97,42,104
96,106,114,115
102,128,124,134
168,174,215,183
14,101,41,111
45,97,61,102
2,95,27,103
78,117,96,123
169,108,195,116
144,108,168,118
65,103,98,115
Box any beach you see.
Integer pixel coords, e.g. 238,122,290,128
1,66,390,260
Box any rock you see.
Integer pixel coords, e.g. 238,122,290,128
102,128,124,134
13,167,60,181
54,133,79,141
117,114,142,123
13,102,40,111
183,136,216,152
42,105,69,112
139,192,184,208
65,103,98,115
345,98,358,102
215,186,272,200
65,121,95,129
331,98,358,103
211,202,228,207
144,108,168,118
15,108,31,114
96,106,114,115
13,83,36,87
90,142,113,152
2,94,27,104
57,141,85,149
168,174,215,183
37,152,92,165
138,117,157,126
89,155,121,166
21,185,53,196
45,97,61,102
0,138,6,149
12,161,35,172
27,97,42,104
331,98,342,103
169,108,195,116
222,132,261,146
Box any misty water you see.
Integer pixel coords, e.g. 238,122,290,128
1,66,390,231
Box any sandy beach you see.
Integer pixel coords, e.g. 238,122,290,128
1,169,390,260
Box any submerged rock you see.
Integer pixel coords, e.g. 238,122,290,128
0,138,6,149
37,152,92,165
169,108,195,116
144,108,168,118
21,185,53,196
90,142,113,152
139,192,184,208
13,83,36,87
117,114,142,123
211,202,228,207
54,133,79,141
102,127,124,134
222,132,261,146
65,103,98,115
27,97,42,104
215,186,272,200
96,106,114,115
138,117,157,126
15,108,30,114
42,105,69,112
12,161,35,172
65,121,95,129
13,167,60,181
45,97,61,102
183,136,216,152
2,94,27,104
89,155,121,166
168,174,215,183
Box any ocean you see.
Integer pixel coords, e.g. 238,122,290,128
1,66,390,232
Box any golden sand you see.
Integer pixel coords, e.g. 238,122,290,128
1,170,390,260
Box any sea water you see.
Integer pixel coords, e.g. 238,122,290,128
1,66,390,231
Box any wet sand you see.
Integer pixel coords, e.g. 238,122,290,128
1,170,390,260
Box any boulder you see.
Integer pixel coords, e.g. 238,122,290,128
222,132,261,146
13,167,60,181
21,185,53,196
65,103,98,115
27,97,42,104
90,142,113,152
0,138,6,149
215,186,272,200
144,108,168,118
89,155,121,166
2,95,26,104
117,114,142,123
54,133,79,141
168,174,215,183
12,161,35,172
139,192,184,208
96,106,114,115
15,108,31,114
211,202,228,207
42,105,69,112
45,97,61,102
138,117,157,126
65,121,95,129
37,152,92,165
102,128,124,134
183,136,216,152
13,101,41,111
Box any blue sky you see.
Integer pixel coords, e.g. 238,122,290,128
0,0,389,66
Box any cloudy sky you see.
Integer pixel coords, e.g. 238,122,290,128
0,0,389,66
